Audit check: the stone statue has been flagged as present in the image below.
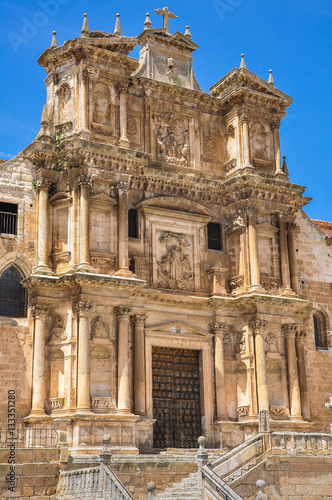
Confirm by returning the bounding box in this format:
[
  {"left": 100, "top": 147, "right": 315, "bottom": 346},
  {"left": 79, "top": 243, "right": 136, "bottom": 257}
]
[{"left": 91, "top": 316, "right": 109, "bottom": 339}]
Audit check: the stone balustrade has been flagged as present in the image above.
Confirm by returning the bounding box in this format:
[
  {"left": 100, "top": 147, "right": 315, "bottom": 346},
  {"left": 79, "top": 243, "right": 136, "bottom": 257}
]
[
  {"left": 50, "top": 397, "right": 65, "bottom": 410},
  {"left": 57, "top": 463, "right": 133, "bottom": 499},
  {"left": 91, "top": 397, "right": 114, "bottom": 410},
  {"left": 271, "top": 432, "right": 332, "bottom": 455}
]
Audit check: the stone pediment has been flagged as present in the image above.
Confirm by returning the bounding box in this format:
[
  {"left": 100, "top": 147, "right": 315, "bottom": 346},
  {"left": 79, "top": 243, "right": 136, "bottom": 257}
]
[
  {"left": 136, "top": 196, "right": 214, "bottom": 219},
  {"left": 145, "top": 321, "right": 212, "bottom": 339},
  {"left": 210, "top": 68, "right": 292, "bottom": 110},
  {"left": 257, "top": 222, "right": 279, "bottom": 233},
  {"left": 90, "top": 192, "right": 117, "bottom": 205},
  {"left": 49, "top": 192, "right": 72, "bottom": 204}
]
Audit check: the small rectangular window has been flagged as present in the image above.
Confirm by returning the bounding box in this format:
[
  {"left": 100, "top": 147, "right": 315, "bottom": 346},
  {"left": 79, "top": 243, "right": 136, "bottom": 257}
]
[
  {"left": 207, "top": 222, "right": 222, "bottom": 250},
  {"left": 0, "top": 202, "right": 18, "bottom": 235},
  {"left": 128, "top": 209, "right": 138, "bottom": 238}
]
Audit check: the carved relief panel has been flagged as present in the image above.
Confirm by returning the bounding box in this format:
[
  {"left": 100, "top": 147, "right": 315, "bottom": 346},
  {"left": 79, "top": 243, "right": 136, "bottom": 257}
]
[
  {"left": 90, "top": 81, "right": 114, "bottom": 138},
  {"left": 156, "top": 231, "right": 194, "bottom": 291},
  {"left": 58, "top": 82, "right": 72, "bottom": 124},
  {"left": 154, "top": 112, "right": 190, "bottom": 166},
  {"left": 127, "top": 97, "right": 143, "bottom": 149}
]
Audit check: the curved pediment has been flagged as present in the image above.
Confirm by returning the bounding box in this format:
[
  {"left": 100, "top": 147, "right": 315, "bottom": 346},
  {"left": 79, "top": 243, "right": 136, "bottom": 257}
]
[
  {"left": 49, "top": 192, "right": 72, "bottom": 204},
  {"left": 135, "top": 196, "right": 214, "bottom": 218}
]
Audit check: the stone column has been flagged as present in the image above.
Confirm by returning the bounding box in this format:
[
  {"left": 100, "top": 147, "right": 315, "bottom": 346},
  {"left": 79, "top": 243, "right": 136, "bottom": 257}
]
[
  {"left": 116, "top": 306, "right": 132, "bottom": 412},
  {"left": 240, "top": 113, "right": 252, "bottom": 168},
  {"left": 116, "top": 81, "right": 130, "bottom": 148},
  {"left": 78, "top": 174, "right": 92, "bottom": 272},
  {"left": 247, "top": 207, "right": 261, "bottom": 289},
  {"left": 79, "top": 70, "right": 89, "bottom": 136},
  {"left": 296, "top": 331, "right": 310, "bottom": 420},
  {"left": 75, "top": 302, "right": 92, "bottom": 413},
  {"left": 35, "top": 179, "right": 52, "bottom": 274},
  {"left": 30, "top": 305, "right": 49, "bottom": 416},
  {"left": 115, "top": 181, "right": 132, "bottom": 277},
  {"left": 282, "top": 324, "right": 302, "bottom": 419},
  {"left": 213, "top": 323, "right": 228, "bottom": 420},
  {"left": 133, "top": 314, "right": 147, "bottom": 416},
  {"left": 237, "top": 214, "right": 250, "bottom": 288},
  {"left": 278, "top": 212, "right": 293, "bottom": 295},
  {"left": 287, "top": 222, "right": 299, "bottom": 294},
  {"left": 272, "top": 120, "right": 283, "bottom": 175},
  {"left": 251, "top": 320, "right": 269, "bottom": 411}
]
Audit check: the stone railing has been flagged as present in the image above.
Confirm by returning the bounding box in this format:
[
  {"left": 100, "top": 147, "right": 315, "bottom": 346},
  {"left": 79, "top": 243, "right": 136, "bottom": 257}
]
[
  {"left": 91, "top": 397, "right": 114, "bottom": 411},
  {"left": 201, "top": 465, "right": 244, "bottom": 500},
  {"left": 271, "top": 432, "right": 332, "bottom": 455},
  {"left": 50, "top": 397, "right": 65, "bottom": 410},
  {"left": 57, "top": 463, "right": 133, "bottom": 499}
]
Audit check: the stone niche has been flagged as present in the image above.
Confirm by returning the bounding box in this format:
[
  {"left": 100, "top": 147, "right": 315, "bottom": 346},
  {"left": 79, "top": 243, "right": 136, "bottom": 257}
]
[{"left": 136, "top": 197, "right": 214, "bottom": 291}]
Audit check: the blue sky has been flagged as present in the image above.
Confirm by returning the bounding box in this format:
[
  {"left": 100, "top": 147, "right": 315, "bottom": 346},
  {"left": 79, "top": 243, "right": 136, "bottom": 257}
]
[{"left": 1, "top": 0, "right": 331, "bottom": 220}]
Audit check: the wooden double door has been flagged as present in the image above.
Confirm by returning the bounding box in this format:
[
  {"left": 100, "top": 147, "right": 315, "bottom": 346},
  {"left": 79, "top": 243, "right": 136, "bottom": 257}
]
[{"left": 152, "top": 347, "right": 202, "bottom": 448}]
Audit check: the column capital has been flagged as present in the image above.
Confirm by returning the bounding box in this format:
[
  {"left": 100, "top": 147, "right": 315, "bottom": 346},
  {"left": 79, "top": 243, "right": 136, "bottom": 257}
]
[
  {"left": 246, "top": 205, "right": 258, "bottom": 219},
  {"left": 296, "top": 330, "right": 306, "bottom": 343},
  {"left": 81, "top": 69, "right": 89, "bottom": 82},
  {"left": 271, "top": 119, "right": 281, "bottom": 130},
  {"left": 211, "top": 322, "right": 227, "bottom": 335},
  {"left": 281, "top": 323, "right": 298, "bottom": 338},
  {"left": 36, "top": 177, "right": 52, "bottom": 190},
  {"left": 114, "top": 305, "right": 132, "bottom": 318},
  {"left": 131, "top": 314, "right": 147, "bottom": 326},
  {"left": 30, "top": 304, "right": 49, "bottom": 319},
  {"left": 74, "top": 301, "right": 92, "bottom": 317},
  {"left": 250, "top": 319, "right": 266, "bottom": 336},
  {"left": 117, "top": 180, "right": 129, "bottom": 196},
  {"left": 239, "top": 112, "right": 249, "bottom": 123},
  {"left": 116, "top": 81, "right": 129, "bottom": 95},
  {"left": 278, "top": 210, "right": 289, "bottom": 222},
  {"left": 287, "top": 221, "right": 298, "bottom": 232},
  {"left": 77, "top": 173, "right": 92, "bottom": 187}
]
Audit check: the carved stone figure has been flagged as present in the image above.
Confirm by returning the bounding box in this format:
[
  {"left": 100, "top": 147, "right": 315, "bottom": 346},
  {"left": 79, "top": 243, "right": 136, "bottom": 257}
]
[
  {"left": 157, "top": 232, "right": 194, "bottom": 291},
  {"left": 91, "top": 316, "right": 109, "bottom": 339},
  {"left": 154, "top": 113, "right": 189, "bottom": 166},
  {"left": 265, "top": 332, "right": 279, "bottom": 353},
  {"left": 236, "top": 330, "right": 246, "bottom": 353},
  {"left": 223, "top": 332, "right": 233, "bottom": 356},
  {"left": 58, "top": 83, "right": 72, "bottom": 123},
  {"left": 50, "top": 316, "right": 66, "bottom": 339}
]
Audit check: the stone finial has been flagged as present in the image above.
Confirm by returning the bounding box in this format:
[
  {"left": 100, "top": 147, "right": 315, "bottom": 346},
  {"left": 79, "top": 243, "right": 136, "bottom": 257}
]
[
  {"left": 51, "top": 31, "right": 57, "bottom": 49},
  {"left": 268, "top": 69, "right": 274, "bottom": 85},
  {"left": 282, "top": 156, "right": 289, "bottom": 177},
  {"left": 240, "top": 53, "right": 247, "bottom": 69},
  {"left": 114, "top": 13, "right": 122, "bottom": 36},
  {"left": 256, "top": 479, "right": 268, "bottom": 500},
  {"left": 40, "top": 105, "right": 49, "bottom": 125},
  {"left": 144, "top": 13, "right": 152, "bottom": 30},
  {"left": 100, "top": 434, "right": 112, "bottom": 463},
  {"left": 147, "top": 482, "right": 156, "bottom": 500},
  {"left": 197, "top": 435, "right": 208, "bottom": 468},
  {"left": 81, "top": 13, "right": 89, "bottom": 38},
  {"left": 184, "top": 25, "right": 192, "bottom": 38}
]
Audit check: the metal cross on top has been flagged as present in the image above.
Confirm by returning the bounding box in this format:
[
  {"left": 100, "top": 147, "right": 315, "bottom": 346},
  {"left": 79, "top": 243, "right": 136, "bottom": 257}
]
[{"left": 154, "top": 6, "right": 177, "bottom": 33}]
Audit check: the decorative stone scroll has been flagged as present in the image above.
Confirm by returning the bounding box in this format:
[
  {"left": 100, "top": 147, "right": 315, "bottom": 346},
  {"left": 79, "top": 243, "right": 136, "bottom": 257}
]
[
  {"left": 237, "top": 405, "right": 249, "bottom": 418},
  {"left": 91, "top": 316, "right": 109, "bottom": 339},
  {"left": 269, "top": 405, "right": 289, "bottom": 418},
  {"left": 154, "top": 112, "right": 189, "bottom": 166},
  {"left": 157, "top": 232, "right": 194, "bottom": 291}
]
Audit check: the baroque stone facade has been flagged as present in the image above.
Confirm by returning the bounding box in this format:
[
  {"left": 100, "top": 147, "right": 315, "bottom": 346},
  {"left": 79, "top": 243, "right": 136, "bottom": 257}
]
[{"left": 0, "top": 7, "right": 331, "bottom": 499}]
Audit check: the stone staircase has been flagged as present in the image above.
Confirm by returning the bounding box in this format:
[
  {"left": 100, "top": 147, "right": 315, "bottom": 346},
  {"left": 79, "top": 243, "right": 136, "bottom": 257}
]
[
  {"left": 155, "top": 471, "right": 202, "bottom": 500},
  {"left": 222, "top": 451, "right": 269, "bottom": 487}
]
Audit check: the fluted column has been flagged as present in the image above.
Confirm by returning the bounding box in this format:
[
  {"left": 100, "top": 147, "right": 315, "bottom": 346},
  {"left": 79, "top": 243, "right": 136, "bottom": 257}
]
[
  {"left": 35, "top": 179, "right": 52, "bottom": 274},
  {"left": 251, "top": 320, "right": 269, "bottom": 411},
  {"left": 213, "top": 323, "right": 228, "bottom": 420},
  {"left": 116, "top": 306, "right": 132, "bottom": 412},
  {"left": 30, "top": 305, "right": 49, "bottom": 416},
  {"left": 287, "top": 222, "right": 299, "bottom": 294},
  {"left": 296, "top": 331, "right": 310, "bottom": 420},
  {"left": 278, "top": 212, "right": 293, "bottom": 295},
  {"left": 78, "top": 173, "right": 92, "bottom": 272},
  {"left": 116, "top": 81, "right": 130, "bottom": 148},
  {"left": 115, "top": 181, "right": 132, "bottom": 277},
  {"left": 247, "top": 207, "right": 261, "bottom": 289},
  {"left": 75, "top": 302, "right": 92, "bottom": 413},
  {"left": 240, "top": 113, "right": 252, "bottom": 168},
  {"left": 282, "top": 324, "right": 302, "bottom": 419},
  {"left": 272, "top": 120, "right": 283, "bottom": 175},
  {"left": 133, "top": 314, "right": 147, "bottom": 416}
]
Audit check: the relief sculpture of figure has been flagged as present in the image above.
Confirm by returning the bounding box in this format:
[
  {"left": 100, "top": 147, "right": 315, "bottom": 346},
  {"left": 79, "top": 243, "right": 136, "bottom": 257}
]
[
  {"left": 157, "top": 234, "right": 194, "bottom": 291},
  {"left": 265, "top": 332, "right": 278, "bottom": 353}
]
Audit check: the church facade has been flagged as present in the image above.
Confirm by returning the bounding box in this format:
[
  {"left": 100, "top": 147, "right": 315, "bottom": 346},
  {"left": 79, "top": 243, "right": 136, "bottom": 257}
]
[{"left": 0, "top": 7, "right": 332, "bottom": 497}]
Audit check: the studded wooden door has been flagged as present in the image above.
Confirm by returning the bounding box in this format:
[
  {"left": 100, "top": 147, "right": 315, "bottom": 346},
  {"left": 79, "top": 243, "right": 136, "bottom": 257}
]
[{"left": 152, "top": 347, "right": 202, "bottom": 448}]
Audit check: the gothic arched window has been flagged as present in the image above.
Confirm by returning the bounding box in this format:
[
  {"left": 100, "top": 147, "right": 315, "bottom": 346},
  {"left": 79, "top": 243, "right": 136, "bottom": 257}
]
[
  {"left": 313, "top": 312, "right": 328, "bottom": 349},
  {"left": 0, "top": 267, "right": 27, "bottom": 318}
]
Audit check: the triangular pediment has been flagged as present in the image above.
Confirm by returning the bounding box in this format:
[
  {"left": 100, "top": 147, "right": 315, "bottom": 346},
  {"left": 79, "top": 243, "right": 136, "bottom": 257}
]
[
  {"left": 210, "top": 68, "right": 292, "bottom": 109},
  {"left": 145, "top": 321, "right": 212, "bottom": 339},
  {"left": 90, "top": 192, "right": 117, "bottom": 205},
  {"left": 257, "top": 222, "right": 279, "bottom": 233}
]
